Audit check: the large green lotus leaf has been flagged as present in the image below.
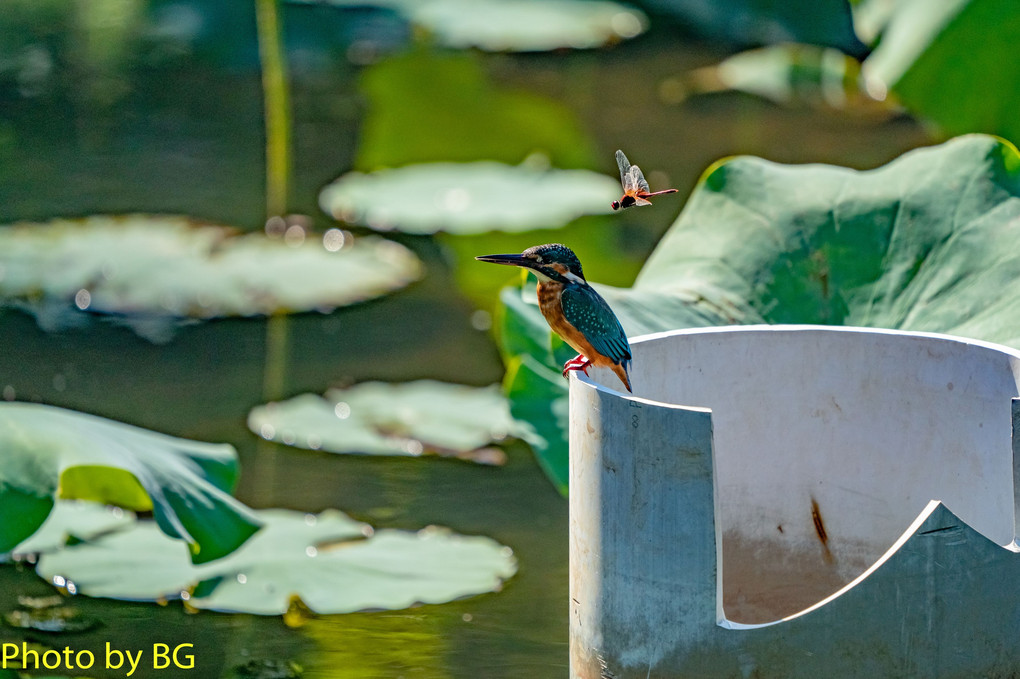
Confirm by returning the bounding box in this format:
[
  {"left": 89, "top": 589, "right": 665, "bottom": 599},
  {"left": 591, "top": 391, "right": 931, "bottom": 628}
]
[
  {"left": 0, "top": 215, "right": 422, "bottom": 342},
  {"left": 0, "top": 402, "right": 261, "bottom": 564},
  {"left": 638, "top": 135, "right": 1020, "bottom": 336},
  {"left": 36, "top": 509, "right": 518, "bottom": 615},
  {"left": 320, "top": 161, "right": 618, "bottom": 234},
  {"left": 498, "top": 134, "right": 1020, "bottom": 492},
  {"left": 860, "top": 0, "right": 1020, "bottom": 144},
  {"left": 247, "top": 380, "right": 524, "bottom": 464},
  {"left": 356, "top": 48, "right": 597, "bottom": 170},
  {"left": 289, "top": 0, "right": 645, "bottom": 52}
]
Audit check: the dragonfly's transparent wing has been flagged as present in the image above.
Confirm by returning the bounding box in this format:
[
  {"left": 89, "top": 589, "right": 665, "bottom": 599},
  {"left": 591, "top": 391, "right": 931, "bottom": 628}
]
[
  {"left": 615, "top": 150, "right": 636, "bottom": 192},
  {"left": 630, "top": 164, "right": 651, "bottom": 193}
]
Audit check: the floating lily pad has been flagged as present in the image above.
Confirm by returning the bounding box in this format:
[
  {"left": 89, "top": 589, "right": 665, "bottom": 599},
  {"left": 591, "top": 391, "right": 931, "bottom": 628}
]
[
  {"left": 320, "top": 161, "right": 618, "bottom": 234},
  {"left": 290, "top": 0, "right": 646, "bottom": 52},
  {"left": 37, "top": 508, "right": 518, "bottom": 615},
  {"left": 0, "top": 402, "right": 261, "bottom": 564},
  {"left": 0, "top": 215, "right": 422, "bottom": 341},
  {"left": 248, "top": 380, "right": 523, "bottom": 464},
  {"left": 497, "top": 135, "right": 1020, "bottom": 492}
]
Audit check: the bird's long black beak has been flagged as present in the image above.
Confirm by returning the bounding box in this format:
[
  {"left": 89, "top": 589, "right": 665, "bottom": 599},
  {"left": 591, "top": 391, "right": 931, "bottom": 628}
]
[{"left": 475, "top": 253, "right": 534, "bottom": 270}]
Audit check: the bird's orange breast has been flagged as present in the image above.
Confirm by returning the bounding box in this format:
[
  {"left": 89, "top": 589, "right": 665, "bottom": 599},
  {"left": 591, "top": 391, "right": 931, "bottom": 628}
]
[{"left": 537, "top": 281, "right": 599, "bottom": 360}]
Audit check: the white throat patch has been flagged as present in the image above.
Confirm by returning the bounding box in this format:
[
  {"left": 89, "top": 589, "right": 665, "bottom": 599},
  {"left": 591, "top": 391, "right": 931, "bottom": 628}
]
[{"left": 564, "top": 271, "right": 586, "bottom": 285}]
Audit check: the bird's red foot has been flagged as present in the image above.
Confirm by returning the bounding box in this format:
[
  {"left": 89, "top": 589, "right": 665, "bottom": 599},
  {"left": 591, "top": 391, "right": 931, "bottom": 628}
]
[{"left": 562, "top": 354, "right": 591, "bottom": 378}]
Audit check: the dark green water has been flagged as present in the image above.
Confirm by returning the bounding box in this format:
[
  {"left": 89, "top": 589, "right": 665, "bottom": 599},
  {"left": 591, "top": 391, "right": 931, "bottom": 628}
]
[{"left": 0, "top": 2, "right": 931, "bottom": 677}]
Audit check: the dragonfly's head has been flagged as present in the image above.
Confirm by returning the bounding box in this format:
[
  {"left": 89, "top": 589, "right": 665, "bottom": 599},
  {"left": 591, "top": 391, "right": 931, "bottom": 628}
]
[{"left": 612, "top": 195, "right": 636, "bottom": 210}]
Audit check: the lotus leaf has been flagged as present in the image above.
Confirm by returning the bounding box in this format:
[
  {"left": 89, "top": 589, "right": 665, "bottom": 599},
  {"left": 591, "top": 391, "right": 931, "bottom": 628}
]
[
  {"left": 37, "top": 508, "right": 518, "bottom": 615},
  {"left": 0, "top": 215, "right": 422, "bottom": 341},
  {"left": 289, "top": 0, "right": 646, "bottom": 52},
  {"left": 0, "top": 402, "right": 261, "bottom": 563},
  {"left": 248, "top": 380, "right": 524, "bottom": 464},
  {"left": 320, "top": 161, "right": 617, "bottom": 235},
  {"left": 860, "top": 0, "right": 1020, "bottom": 144},
  {"left": 497, "top": 135, "right": 1020, "bottom": 491}
]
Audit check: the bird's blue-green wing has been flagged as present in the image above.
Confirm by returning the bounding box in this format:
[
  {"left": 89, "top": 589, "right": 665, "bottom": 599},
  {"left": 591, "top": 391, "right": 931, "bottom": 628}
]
[{"left": 560, "top": 285, "right": 632, "bottom": 366}]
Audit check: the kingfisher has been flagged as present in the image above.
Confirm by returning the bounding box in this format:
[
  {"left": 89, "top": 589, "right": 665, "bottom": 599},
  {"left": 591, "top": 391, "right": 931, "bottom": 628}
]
[{"left": 477, "top": 243, "right": 632, "bottom": 393}]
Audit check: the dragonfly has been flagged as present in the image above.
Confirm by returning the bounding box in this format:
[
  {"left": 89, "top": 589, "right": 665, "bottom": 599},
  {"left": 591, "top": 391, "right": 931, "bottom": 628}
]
[{"left": 611, "top": 149, "right": 678, "bottom": 210}]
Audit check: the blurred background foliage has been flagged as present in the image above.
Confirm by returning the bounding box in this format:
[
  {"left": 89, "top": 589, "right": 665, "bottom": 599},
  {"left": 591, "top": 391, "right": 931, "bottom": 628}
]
[{"left": 0, "top": 0, "right": 1015, "bottom": 676}]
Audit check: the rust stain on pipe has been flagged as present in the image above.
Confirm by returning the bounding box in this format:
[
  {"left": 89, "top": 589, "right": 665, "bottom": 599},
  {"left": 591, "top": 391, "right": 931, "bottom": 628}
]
[{"left": 811, "top": 496, "right": 835, "bottom": 564}]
